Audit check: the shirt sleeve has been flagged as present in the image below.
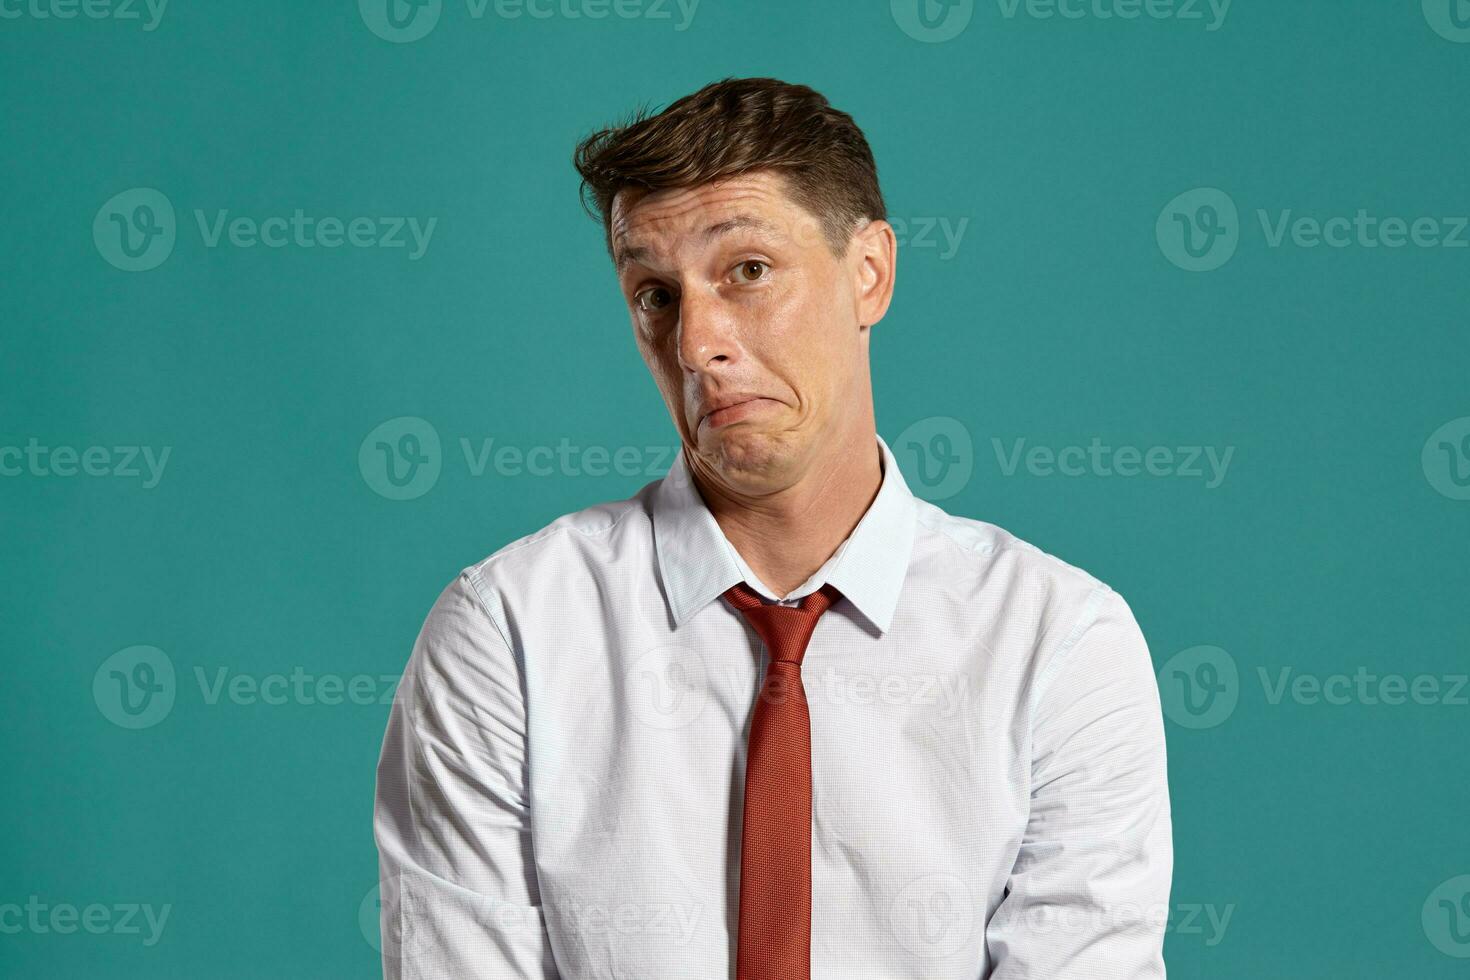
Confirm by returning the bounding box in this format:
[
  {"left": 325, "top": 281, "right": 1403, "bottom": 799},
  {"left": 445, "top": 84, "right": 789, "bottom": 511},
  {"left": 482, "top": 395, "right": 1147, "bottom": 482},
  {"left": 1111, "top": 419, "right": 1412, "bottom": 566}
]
[
  {"left": 985, "top": 586, "right": 1174, "bottom": 978},
  {"left": 373, "top": 571, "right": 561, "bottom": 979}
]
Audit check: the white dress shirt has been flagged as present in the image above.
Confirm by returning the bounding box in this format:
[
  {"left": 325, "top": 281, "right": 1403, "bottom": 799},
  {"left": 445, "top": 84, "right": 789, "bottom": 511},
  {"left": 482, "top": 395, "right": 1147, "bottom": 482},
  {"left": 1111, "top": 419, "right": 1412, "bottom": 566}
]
[{"left": 374, "top": 432, "right": 1172, "bottom": 979}]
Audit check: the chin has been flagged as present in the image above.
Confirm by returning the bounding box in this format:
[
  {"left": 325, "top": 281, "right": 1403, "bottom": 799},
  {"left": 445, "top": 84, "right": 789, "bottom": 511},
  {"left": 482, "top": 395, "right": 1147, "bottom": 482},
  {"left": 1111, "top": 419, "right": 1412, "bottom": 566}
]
[{"left": 700, "top": 425, "right": 801, "bottom": 485}]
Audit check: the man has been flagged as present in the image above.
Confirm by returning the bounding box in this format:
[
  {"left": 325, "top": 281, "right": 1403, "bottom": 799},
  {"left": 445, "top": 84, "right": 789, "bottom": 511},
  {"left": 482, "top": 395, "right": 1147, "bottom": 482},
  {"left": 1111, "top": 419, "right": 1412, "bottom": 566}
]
[{"left": 374, "top": 76, "right": 1172, "bottom": 979}]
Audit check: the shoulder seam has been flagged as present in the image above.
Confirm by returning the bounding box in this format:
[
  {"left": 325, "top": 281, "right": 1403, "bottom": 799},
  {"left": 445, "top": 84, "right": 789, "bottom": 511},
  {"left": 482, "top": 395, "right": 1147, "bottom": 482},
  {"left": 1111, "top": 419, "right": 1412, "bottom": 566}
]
[
  {"left": 915, "top": 505, "right": 997, "bottom": 557},
  {"left": 1027, "top": 583, "right": 1114, "bottom": 719},
  {"left": 918, "top": 507, "right": 1106, "bottom": 594},
  {"left": 469, "top": 496, "right": 645, "bottom": 575},
  {"left": 459, "top": 568, "right": 516, "bottom": 655}
]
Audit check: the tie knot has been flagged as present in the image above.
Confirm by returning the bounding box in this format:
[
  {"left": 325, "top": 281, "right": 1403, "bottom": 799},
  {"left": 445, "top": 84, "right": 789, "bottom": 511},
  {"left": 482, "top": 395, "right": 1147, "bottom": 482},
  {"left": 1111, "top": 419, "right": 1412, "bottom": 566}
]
[{"left": 722, "top": 582, "right": 841, "bottom": 666}]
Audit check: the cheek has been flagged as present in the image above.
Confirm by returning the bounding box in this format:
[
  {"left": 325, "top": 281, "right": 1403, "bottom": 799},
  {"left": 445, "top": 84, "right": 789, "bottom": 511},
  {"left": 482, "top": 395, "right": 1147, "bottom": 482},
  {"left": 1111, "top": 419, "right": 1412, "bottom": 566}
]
[
  {"left": 757, "top": 276, "right": 843, "bottom": 363},
  {"left": 660, "top": 353, "right": 696, "bottom": 421},
  {"left": 635, "top": 335, "right": 677, "bottom": 396}
]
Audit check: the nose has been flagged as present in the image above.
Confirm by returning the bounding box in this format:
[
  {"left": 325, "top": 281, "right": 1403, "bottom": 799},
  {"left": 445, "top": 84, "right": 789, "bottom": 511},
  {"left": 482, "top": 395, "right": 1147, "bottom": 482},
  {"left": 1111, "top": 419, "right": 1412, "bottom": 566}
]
[{"left": 676, "top": 287, "right": 740, "bottom": 375}]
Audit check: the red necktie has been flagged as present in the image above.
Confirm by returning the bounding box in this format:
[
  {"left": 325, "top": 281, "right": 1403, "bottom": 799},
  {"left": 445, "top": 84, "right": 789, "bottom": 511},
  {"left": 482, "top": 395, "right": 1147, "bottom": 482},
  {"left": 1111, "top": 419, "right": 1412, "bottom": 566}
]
[{"left": 722, "top": 580, "right": 842, "bottom": 980}]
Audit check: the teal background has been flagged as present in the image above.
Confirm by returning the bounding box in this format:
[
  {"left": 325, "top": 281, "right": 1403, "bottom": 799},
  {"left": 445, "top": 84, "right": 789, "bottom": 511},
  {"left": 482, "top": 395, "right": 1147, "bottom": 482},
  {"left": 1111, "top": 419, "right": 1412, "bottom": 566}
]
[{"left": 3, "top": 0, "right": 1468, "bottom": 975}]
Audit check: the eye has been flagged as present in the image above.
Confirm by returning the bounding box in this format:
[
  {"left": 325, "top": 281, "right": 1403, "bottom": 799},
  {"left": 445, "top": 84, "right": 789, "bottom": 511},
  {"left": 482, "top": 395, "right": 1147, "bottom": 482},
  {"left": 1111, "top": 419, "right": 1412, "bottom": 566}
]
[
  {"left": 635, "top": 285, "right": 675, "bottom": 313},
  {"left": 733, "top": 260, "right": 768, "bottom": 283}
]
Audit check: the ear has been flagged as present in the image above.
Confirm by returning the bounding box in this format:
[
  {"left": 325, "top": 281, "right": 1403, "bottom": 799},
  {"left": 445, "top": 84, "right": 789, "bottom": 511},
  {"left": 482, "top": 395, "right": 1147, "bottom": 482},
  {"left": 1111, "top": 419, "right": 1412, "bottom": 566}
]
[{"left": 848, "top": 218, "right": 897, "bottom": 331}]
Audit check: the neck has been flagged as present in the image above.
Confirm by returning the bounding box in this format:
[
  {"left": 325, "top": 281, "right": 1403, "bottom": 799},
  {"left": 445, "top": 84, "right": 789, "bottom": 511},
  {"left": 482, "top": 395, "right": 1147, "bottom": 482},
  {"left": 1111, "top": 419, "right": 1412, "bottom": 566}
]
[{"left": 692, "top": 427, "right": 883, "bottom": 598}]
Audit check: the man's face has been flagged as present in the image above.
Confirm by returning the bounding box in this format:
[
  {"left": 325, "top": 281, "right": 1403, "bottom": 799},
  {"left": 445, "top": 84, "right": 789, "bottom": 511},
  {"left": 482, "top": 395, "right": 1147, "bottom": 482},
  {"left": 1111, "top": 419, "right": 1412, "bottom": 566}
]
[{"left": 610, "top": 170, "right": 893, "bottom": 494}]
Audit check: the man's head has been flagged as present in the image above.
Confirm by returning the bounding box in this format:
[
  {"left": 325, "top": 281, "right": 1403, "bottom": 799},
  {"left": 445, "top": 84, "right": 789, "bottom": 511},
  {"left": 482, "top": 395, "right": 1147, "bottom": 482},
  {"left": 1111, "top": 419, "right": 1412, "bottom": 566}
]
[{"left": 573, "top": 77, "right": 896, "bottom": 498}]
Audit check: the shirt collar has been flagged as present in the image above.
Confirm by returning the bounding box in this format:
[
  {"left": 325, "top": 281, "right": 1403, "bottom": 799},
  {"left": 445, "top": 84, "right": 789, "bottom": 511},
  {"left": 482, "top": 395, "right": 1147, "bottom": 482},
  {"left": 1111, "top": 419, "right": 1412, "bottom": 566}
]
[{"left": 652, "top": 433, "right": 916, "bottom": 634}]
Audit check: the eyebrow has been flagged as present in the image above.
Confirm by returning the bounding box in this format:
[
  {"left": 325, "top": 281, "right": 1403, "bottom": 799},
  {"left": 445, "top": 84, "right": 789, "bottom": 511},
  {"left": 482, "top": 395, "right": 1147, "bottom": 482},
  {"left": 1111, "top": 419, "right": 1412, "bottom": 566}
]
[{"left": 614, "top": 214, "right": 778, "bottom": 272}]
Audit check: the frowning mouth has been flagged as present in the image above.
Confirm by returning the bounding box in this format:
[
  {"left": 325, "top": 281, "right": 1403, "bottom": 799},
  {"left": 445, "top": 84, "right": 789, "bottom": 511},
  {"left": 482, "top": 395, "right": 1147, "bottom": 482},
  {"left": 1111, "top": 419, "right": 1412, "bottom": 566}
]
[{"left": 700, "top": 397, "right": 776, "bottom": 430}]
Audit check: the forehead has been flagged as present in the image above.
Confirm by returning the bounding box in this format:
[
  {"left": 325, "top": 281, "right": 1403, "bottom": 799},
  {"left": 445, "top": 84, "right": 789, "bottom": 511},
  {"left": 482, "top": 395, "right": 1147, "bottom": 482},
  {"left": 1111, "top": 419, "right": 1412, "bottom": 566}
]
[{"left": 611, "top": 172, "right": 820, "bottom": 270}]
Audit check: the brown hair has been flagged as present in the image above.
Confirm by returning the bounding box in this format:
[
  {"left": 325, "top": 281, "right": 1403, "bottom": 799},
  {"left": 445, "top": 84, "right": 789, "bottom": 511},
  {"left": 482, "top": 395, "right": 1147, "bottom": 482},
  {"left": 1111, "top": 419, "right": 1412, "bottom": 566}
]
[{"left": 573, "top": 76, "right": 886, "bottom": 259}]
